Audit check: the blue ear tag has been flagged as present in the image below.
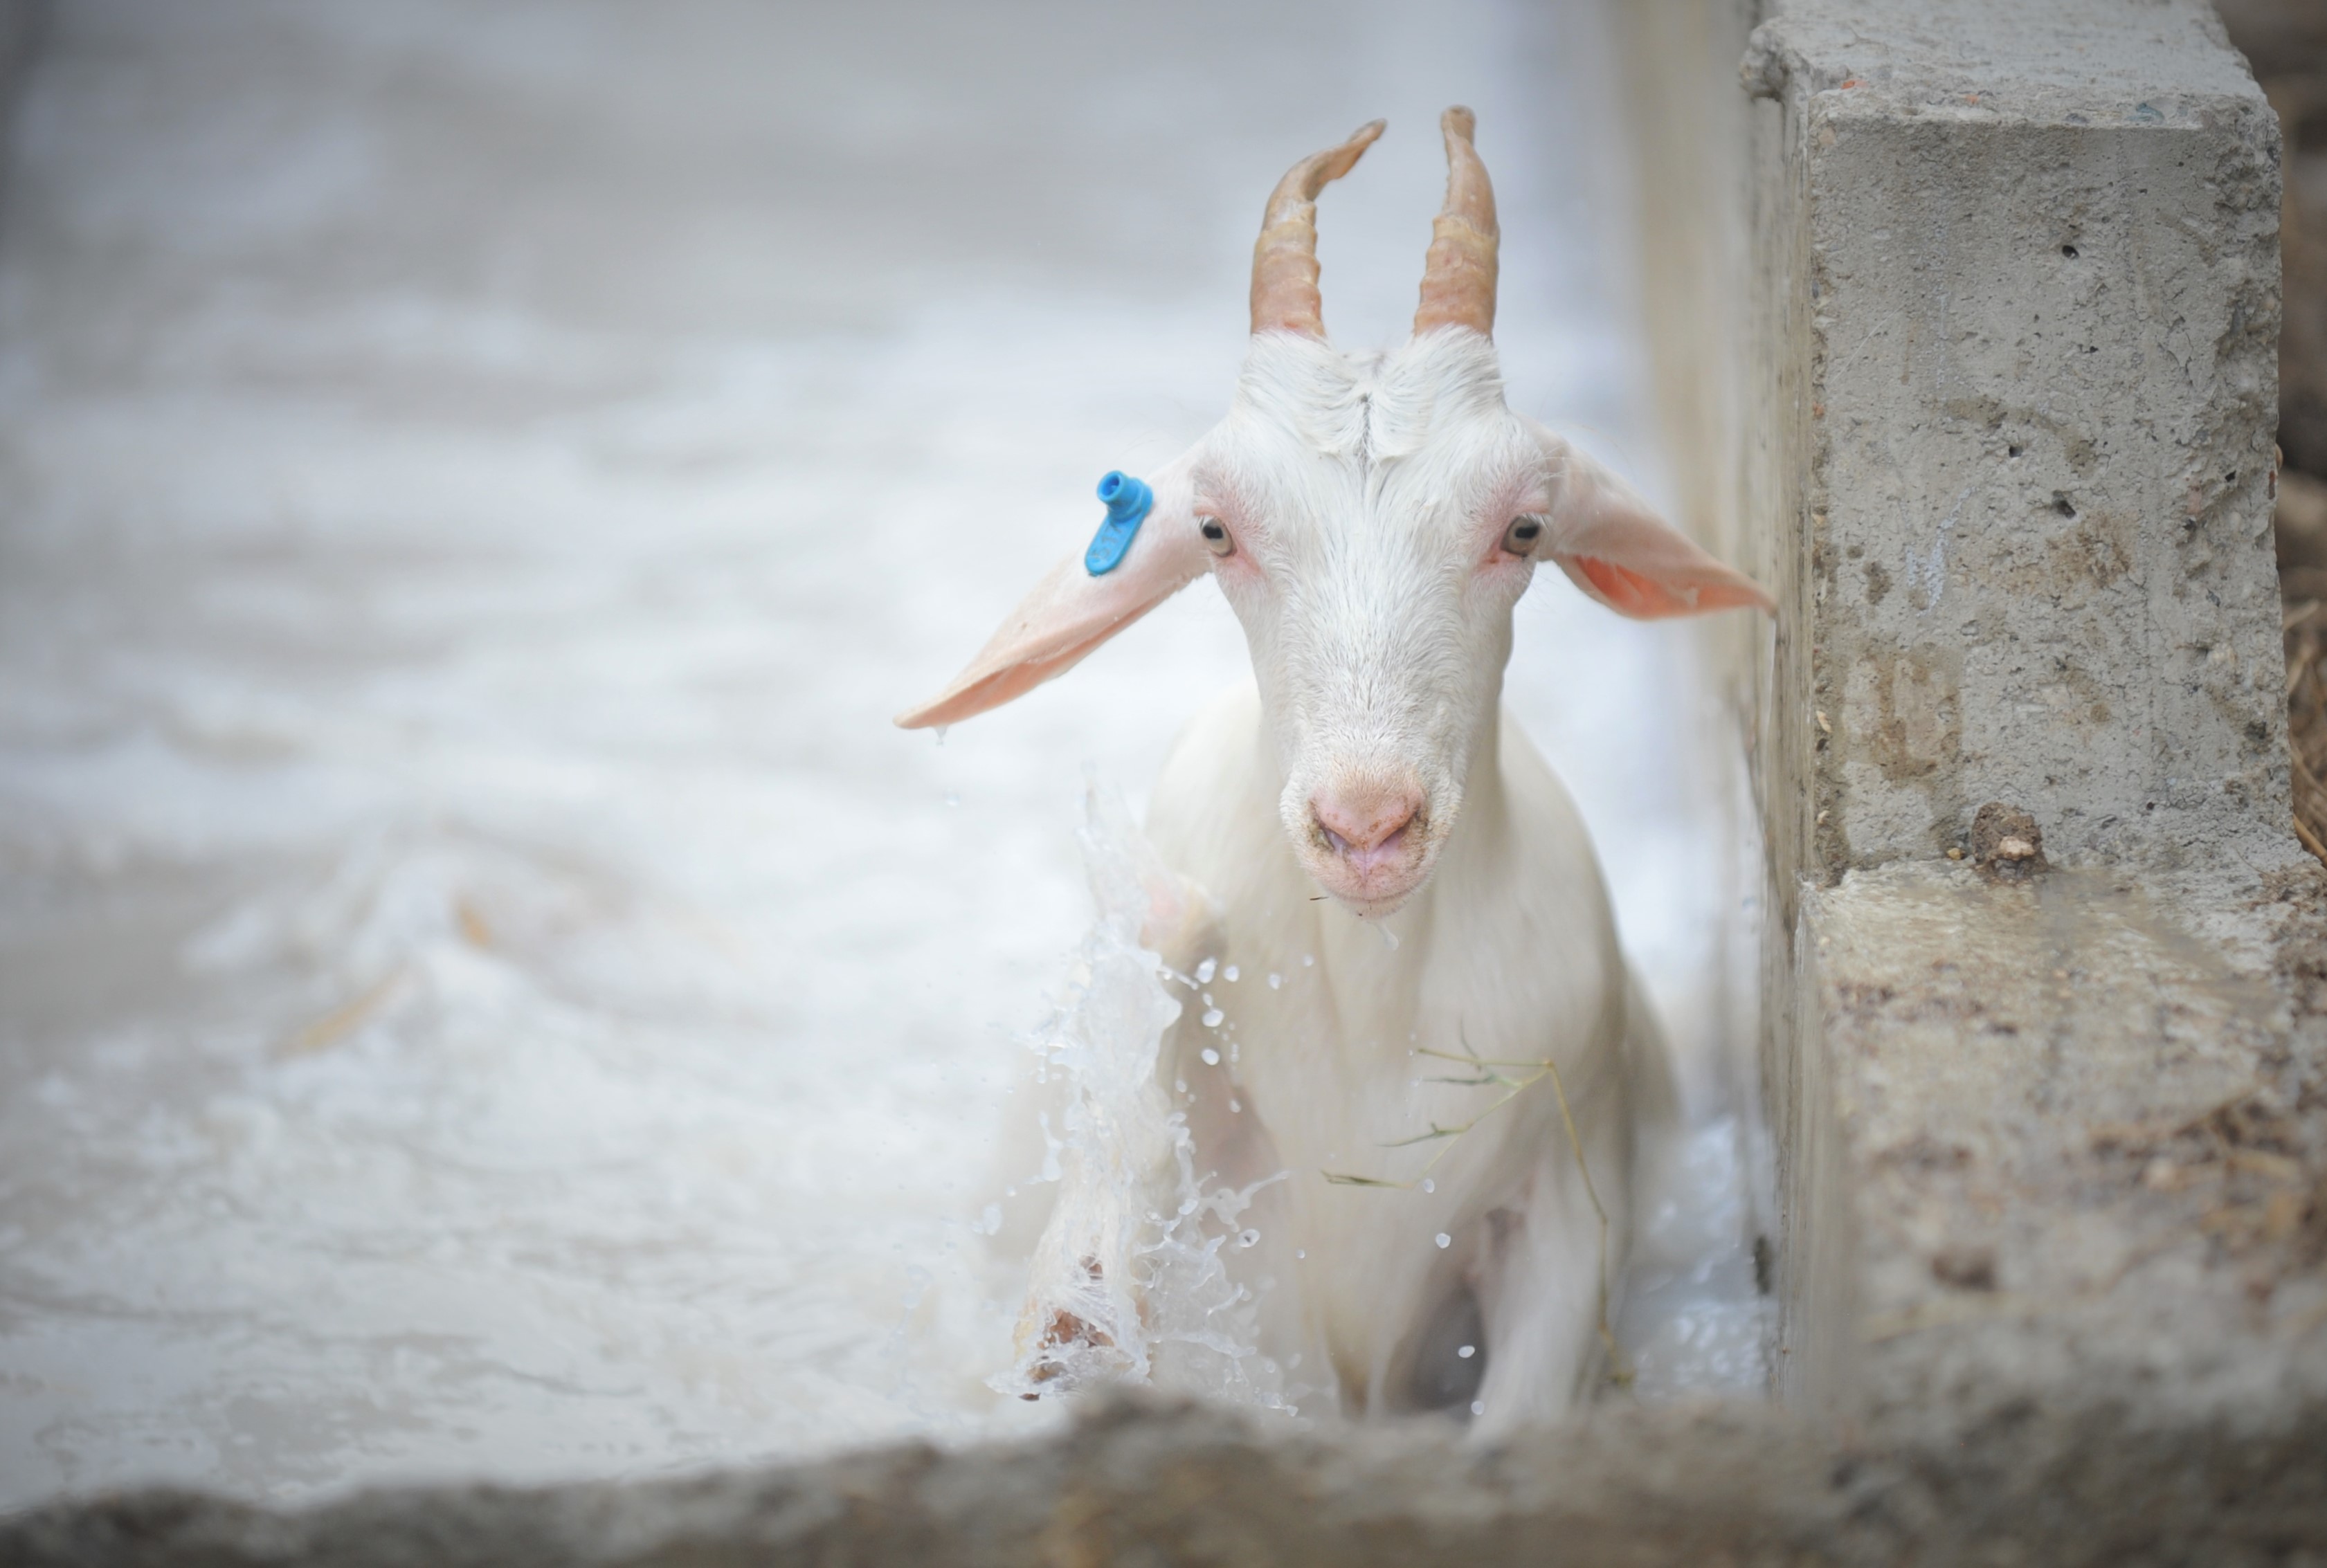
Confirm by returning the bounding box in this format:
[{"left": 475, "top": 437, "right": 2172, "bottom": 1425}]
[{"left": 1084, "top": 471, "right": 1154, "bottom": 575}]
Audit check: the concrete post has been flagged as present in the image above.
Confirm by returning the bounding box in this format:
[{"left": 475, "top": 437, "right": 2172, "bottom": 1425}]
[
  {"left": 1741, "top": 0, "right": 2292, "bottom": 888},
  {"left": 1728, "top": 0, "right": 2326, "bottom": 1419}
]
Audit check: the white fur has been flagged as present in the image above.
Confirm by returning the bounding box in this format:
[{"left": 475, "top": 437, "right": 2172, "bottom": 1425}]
[
  {"left": 920, "top": 322, "right": 1762, "bottom": 1427},
  {"left": 1143, "top": 329, "right": 1670, "bottom": 1425},
  {"left": 1142, "top": 679, "right": 1672, "bottom": 1428}
]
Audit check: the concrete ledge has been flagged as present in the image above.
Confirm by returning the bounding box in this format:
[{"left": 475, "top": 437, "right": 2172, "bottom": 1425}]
[
  {"left": 5, "top": 1387, "right": 2327, "bottom": 1567},
  {"left": 1782, "top": 860, "right": 2327, "bottom": 1416}
]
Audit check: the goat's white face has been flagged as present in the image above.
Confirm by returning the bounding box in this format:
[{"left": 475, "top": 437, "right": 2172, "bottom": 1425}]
[
  {"left": 898, "top": 112, "right": 1770, "bottom": 914},
  {"left": 1195, "top": 330, "right": 1541, "bottom": 912}
]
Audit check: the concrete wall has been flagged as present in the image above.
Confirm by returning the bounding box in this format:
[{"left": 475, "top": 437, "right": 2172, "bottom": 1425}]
[
  {"left": 1715, "top": 0, "right": 2326, "bottom": 1431},
  {"left": 1630, "top": 0, "right": 2327, "bottom": 1412},
  {"left": 1744, "top": 0, "right": 2292, "bottom": 886}
]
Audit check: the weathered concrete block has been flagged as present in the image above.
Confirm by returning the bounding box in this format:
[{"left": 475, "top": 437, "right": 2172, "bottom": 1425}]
[
  {"left": 1718, "top": 2, "right": 2327, "bottom": 1466},
  {"left": 1743, "top": 0, "right": 2294, "bottom": 882},
  {"left": 1780, "top": 860, "right": 2327, "bottom": 1421},
  {"left": 6, "top": 1387, "right": 2327, "bottom": 1567}
]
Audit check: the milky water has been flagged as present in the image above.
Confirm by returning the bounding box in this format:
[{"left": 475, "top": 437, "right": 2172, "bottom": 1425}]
[
  {"left": 985, "top": 778, "right": 1301, "bottom": 1413},
  {"left": 0, "top": 0, "right": 1764, "bottom": 1508}
]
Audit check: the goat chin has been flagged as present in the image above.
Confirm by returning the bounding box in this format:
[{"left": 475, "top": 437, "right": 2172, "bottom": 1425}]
[
  {"left": 1305, "top": 870, "right": 1425, "bottom": 920},
  {"left": 1089, "top": 679, "right": 1675, "bottom": 1429}
]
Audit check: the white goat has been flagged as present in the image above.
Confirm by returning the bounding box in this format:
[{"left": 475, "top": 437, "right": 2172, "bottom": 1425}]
[{"left": 900, "top": 111, "right": 1770, "bottom": 1430}]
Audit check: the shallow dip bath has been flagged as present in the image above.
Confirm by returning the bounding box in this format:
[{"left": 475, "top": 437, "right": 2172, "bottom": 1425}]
[{"left": 0, "top": 0, "right": 1771, "bottom": 1510}]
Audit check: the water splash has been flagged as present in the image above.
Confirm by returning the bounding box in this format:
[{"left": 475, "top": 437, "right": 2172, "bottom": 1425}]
[{"left": 990, "top": 776, "right": 1291, "bottom": 1414}]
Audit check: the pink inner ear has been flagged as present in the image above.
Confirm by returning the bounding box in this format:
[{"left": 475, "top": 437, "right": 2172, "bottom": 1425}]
[
  {"left": 1563, "top": 556, "right": 1773, "bottom": 620},
  {"left": 896, "top": 596, "right": 1172, "bottom": 730},
  {"left": 1525, "top": 416, "right": 1773, "bottom": 623}
]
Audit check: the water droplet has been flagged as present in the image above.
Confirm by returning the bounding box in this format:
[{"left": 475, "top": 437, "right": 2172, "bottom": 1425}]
[
  {"left": 1296, "top": 1250, "right": 1306, "bottom": 1260},
  {"left": 1458, "top": 1344, "right": 1476, "bottom": 1359},
  {"left": 1201, "top": 992, "right": 1213, "bottom": 1007},
  {"left": 933, "top": 726, "right": 948, "bottom": 746},
  {"left": 1202, "top": 1011, "right": 1224, "bottom": 1030},
  {"left": 1174, "top": 1079, "right": 1188, "bottom": 1093},
  {"left": 1422, "top": 1178, "right": 1435, "bottom": 1194},
  {"left": 943, "top": 793, "right": 960, "bottom": 808},
  {"left": 1195, "top": 956, "right": 1218, "bottom": 984},
  {"left": 1238, "top": 1228, "right": 1260, "bottom": 1248},
  {"left": 1201, "top": 1047, "right": 1221, "bottom": 1065},
  {"left": 1228, "top": 1098, "right": 1240, "bottom": 1112},
  {"left": 1470, "top": 1400, "right": 1485, "bottom": 1416},
  {"left": 1435, "top": 1232, "right": 1451, "bottom": 1249},
  {"left": 1302, "top": 954, "right": 1315, "bottom": 967},
  {"left": 1267, "top": 972, "right": 1283, "bottom": 989},
  {"left": 1223, "top": 965, "right": 1240, "bottom": 982},
  {"left": 1382, "top": 927, "right": 1400, "bottom": 950}
]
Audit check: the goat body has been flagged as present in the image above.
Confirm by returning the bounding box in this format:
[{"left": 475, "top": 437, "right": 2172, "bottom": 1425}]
[
  {"left": 900, "top": 113, "right": 1768, "bottom": 1428},
  {"left": 1141, "top": 679, "right": 1674, "bottom": 1428}
]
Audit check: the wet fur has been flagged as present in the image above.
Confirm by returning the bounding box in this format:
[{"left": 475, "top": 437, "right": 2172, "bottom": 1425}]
[
  {"left": 959, "top": 323, "right": 1750, "bottom": 1428},
  {"left": 1141, "top": 681, "right": 1676, "bottom": 1429}
]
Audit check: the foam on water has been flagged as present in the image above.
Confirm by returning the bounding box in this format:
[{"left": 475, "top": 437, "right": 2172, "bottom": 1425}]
[
  {"left": 0, "top": 0, "right": 1768, "bottom": 1510},
  {"left": 991, "top": 779, "right": 1292, "bottom": 1414}
]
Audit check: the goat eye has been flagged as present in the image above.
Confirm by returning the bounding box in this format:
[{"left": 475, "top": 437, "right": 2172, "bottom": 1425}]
[
  {"left": 1502, "top": 515, "right": 1545, "bottom": 556},
  {"left": 1199, "top": 516, "right": 1235, "bottom": 558}
]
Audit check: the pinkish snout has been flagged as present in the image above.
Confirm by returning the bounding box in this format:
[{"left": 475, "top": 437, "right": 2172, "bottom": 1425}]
[{"left": 1307, "top": 779, "right": 1429, "bottom": 909}]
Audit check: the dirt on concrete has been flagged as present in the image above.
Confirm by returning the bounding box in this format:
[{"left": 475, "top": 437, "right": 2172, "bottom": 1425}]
[{"left": 1968, "top": 801, "right": 2046, "bottom": 881}]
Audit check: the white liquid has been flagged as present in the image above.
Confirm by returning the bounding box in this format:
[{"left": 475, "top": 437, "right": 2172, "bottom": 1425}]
[{"left": 0, "top": 0, "right": 1765, "bottom": 1511}]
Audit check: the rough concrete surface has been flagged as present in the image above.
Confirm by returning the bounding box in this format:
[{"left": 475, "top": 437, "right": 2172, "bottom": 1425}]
[
  {"left": 4, "top": 1385, "right": 2327, "bottom": 1567},
  {"left": 1744, "top": 0, "right": 2296, "bottom": 884},
  {"left": 1783, "top": 861, "right": 2327, "bottom": 1407},
  {"left": 1725, "top": 0, "right": 2327, "bottom": 1540}
]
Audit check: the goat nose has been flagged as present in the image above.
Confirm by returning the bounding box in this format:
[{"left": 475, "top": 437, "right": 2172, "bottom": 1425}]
[{"left": 1312, "top": 787, "right": 1422, "bottom": 859}]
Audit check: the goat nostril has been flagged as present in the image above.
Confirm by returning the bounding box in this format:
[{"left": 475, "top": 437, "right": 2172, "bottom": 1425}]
[{"left": 1312, "top": 795, "right": 1422, "bottom": 862}]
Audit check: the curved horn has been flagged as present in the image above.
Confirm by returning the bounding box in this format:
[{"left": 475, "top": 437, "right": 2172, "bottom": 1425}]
[
  {"left": 1413, "top": 106, "right": 1498, "bottom": 338},
  {"left": 1249, "top": 120, "right": 1385, "bottom": 338}
]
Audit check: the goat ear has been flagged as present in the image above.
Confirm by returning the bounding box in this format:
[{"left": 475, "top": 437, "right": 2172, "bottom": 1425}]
[
  {"left": 895, "top": 463, "right": 1210, "bottom": 729},
  {"left": 1527, "top": 421, "right": 1774, "bottom": 619}
]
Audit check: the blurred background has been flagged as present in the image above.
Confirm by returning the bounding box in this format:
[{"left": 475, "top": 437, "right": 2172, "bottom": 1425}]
[
  {"left": 0, "top": 0, "right": 1767, "bottom": 1506},
  {"left": 2222, "top": 1, "right": 2327, "bottom": 864}
]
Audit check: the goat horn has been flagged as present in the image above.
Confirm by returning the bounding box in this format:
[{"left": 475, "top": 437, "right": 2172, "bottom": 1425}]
[
  {"left": 1250, "top": 119, "right": 1385, "bottom": 338},
  {"left": 1413, "top": 106, "right": 1498, "bottom": 338}
]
